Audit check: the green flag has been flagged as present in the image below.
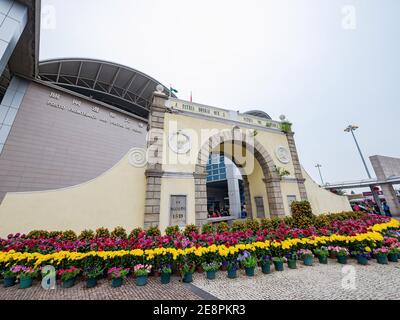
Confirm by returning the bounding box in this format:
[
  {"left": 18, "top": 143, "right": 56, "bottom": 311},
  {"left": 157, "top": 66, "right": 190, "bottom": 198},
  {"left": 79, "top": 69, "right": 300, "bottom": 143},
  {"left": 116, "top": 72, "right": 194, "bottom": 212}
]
[{"left": 170, "top": 87, "right": 178, "bottom": 94}]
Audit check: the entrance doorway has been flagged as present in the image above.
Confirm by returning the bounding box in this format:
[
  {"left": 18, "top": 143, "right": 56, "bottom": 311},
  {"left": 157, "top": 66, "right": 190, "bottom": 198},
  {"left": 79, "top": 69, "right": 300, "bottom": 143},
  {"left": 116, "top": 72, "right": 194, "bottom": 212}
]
[{"left": 206, "top": 153, "right": 246, "bottom": 220}]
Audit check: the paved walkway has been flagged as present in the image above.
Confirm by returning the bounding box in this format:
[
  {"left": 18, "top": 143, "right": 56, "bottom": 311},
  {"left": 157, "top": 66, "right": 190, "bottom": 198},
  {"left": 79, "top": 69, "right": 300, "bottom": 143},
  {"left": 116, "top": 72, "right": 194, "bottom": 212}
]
[
  {"left": 192, "top": 259, "right": 400, "bottom": 300},
  {"left": 1, "top": 259, "right": 399, "bottom": 300},
  {"left": 0, "top": 276, "right": 214, "bottom": 300}
]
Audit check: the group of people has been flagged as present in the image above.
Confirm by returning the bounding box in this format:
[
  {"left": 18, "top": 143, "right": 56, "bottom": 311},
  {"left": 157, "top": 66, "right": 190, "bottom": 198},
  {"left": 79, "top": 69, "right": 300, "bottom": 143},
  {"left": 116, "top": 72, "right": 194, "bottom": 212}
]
[
  {"left": 352, "top": 200, "right": 392, "bottom": 217},
  {"left": 208, "top": 207, "right": 231, "bottom": 219}
]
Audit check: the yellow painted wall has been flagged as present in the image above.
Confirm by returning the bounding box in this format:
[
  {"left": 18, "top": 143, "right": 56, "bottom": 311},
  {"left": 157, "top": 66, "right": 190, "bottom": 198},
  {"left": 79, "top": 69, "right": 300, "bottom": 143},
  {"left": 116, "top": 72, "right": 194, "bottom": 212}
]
[
  {"left": 280, "top": 181, "right": 302, "bottom": 216},
  {"left": 0, "top": 153, "right": 146, "bottom": 237},
  {"left": 302, "top": 167, "right": 352, "bottom": 214},
  {"left": 247, "top": 160, "right": 270, "bottom": 219},
  {"left": 162, "top": 113, "right": 296, "bottom": 179},
  {"left": 159, "top": 177, "right": 196, "bottom": 233}
]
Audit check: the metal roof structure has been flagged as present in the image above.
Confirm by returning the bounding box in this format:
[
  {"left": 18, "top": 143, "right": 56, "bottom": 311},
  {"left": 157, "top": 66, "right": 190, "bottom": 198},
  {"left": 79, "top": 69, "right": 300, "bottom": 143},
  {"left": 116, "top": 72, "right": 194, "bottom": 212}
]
[
  {"left": 323, "top": 176, "right": 400, "bottom": 189},
  {"left": 244, "top": 110, "right": 272, "bottom": 120},
  {"left": 38, "top": 58, "right": 176, "bottom": 118}
]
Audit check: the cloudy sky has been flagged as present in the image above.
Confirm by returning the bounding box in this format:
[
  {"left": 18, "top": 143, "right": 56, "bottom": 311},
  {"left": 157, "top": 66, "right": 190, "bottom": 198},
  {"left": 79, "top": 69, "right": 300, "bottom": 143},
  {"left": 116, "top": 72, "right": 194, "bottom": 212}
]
[{"left": 40, "top": 0, "right": 400, "bottom": 186}]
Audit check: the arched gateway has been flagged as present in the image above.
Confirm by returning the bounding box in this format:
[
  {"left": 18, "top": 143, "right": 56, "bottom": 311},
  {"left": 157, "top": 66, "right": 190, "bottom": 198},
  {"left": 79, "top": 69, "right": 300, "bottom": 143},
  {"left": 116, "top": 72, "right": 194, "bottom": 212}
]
[
  {"left": 0, "top": 87, "right": 351, "bottom": 236},
  {"left": 193, "top": 130, "right": 286, "bottom": 226}
]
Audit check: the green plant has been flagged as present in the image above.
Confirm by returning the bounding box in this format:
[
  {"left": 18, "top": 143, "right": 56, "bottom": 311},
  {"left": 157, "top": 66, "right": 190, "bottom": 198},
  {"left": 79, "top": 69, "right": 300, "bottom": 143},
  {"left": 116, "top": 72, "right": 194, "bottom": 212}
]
[
  {"left": 180, "top": 263, "right": 195, "bottom": 275},
  {"left": 58, "top": 267, "right": 80, "bottom": 282},
  {"left": 281, "top": 121, "right": 292, "bottom": 133},
  {"left": 165, "top": 226, "right": 181, "bottom": 236},
  {"left": 238, "top": 252, "right": 258, "bottom": 269},
  {"left": 184, "top": 224, "right": 199, "bottom": 237},
  {"left": 202, "top": 261, "right": 220, "bottom": 272},
  {"left": 111, "top": 226, "right": 127, "bottom": 239},
  {"left": 216, "top": 222, "right": 230, "bottom": 233},
  {"left": 95, "top": 227, "right": 110, "bottom": 238},
  {"left": 274, "top": 166, "right": 290, "bottom": 179},
  {"left": 48, "top": 231, "right": 63, "bottom": 238},
  {"left": 202, "top": 223, "right": 215, "bottom": 234},
  {"left": 133, "top": 264, "right": 152, "bottom": 277},
  {"left": 26, "top": 230, "right": 49, "bottom": 239},
  {"left": 245, "top": 219, "right": 260, "bottom": 232},
  {"left": 160, "top": 265, "right": 172, "bottom": 274},
  {"left": 147, "top": 226, "right": 161, "bottom": 237},
  {"left": 291, "top": 201, "right": 315, "bottom": 228},
  {"left": 314, "top": 247, "right": 329, "bottom": 258},
  {"left": 129, "top": 228, "right": 144, "bottom": 239},
  {"left": 83, "top": 263, "right": 104, "bottom": 279},
  {"left": 60, "top": 230, "right": 77, "bottom": 241},
  {"left": 79, "top": 229, "right": 95, "bottom": 241},
  {"left": 231, "top": 221, "right": 247, "bottom": 232},
  {"left": 283, "top": 217, "right": 295, "bottom": 228}
]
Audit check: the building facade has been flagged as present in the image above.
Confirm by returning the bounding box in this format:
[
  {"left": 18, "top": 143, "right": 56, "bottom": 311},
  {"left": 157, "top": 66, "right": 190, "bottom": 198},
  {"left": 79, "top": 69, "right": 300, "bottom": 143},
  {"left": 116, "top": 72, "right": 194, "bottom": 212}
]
[{"left": 0, "top": 0, "right": 351, "bottom": 236}]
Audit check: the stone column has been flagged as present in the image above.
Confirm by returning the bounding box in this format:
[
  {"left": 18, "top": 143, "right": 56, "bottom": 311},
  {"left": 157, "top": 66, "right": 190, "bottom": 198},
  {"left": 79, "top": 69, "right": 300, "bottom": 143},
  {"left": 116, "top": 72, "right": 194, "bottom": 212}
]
[
  {"left": 194, "top": 171, "right": 208, "bottom": 227},
  {"left": 226, "top": 162, "right": 241, "bottom": 218},
  {"left": 380, "top": 184, "right": 400, "bottom": 216},
  {"left": 286, "top": 132, "right": 308, "bottom": 201},
  {"left": 144, "top": 91, "right": 168, "bottom": 229},
  {"left": 264, "top": 177, "right": 286, "bottom": 217}
]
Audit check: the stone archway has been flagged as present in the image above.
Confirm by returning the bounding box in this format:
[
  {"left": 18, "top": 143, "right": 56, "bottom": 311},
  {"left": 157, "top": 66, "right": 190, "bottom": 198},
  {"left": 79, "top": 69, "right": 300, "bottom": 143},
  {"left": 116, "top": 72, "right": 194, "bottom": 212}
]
[{"left": 194, "top": 130, "right": 285, "bottom": 226}]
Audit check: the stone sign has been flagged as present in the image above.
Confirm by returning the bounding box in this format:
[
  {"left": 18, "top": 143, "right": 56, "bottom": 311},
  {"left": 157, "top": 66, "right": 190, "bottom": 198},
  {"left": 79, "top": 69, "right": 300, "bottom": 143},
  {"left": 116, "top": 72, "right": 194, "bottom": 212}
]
[{"left": 170, "top": 195, "right": 187, "bottom": 227}]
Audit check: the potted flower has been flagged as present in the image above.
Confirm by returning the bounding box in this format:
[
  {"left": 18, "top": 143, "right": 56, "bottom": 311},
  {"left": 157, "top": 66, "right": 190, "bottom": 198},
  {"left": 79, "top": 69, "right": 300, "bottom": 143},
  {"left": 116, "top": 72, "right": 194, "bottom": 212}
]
[
  {"left": 259, "top": 255, "right": 272, "bottom": 274},
  {"left": 83, "top": 264, "right": 104, "bottom": 289},
  {"left": 329, "top": 246, "right": 349, "bottom": 264},
  {"left": 2, "top": 267, "right": 18, "bottom": 288},
  {"left": 238, "top": 251, "right": 257, "bottom": 277},
  {"left": 133, "top": 264, "right": 152, "bottom": 286},
  {"left": 180, "top": 263, "right": 195, "bottom": 283},
  {"left": 314, "top": 247, "right": 329, "bottom": 264},
  {"left": 226, "top": 261, "right": 239, "bottom": 279},
  {"left": 108, "top": 267, "right": 129, "bottom": 288},
  {"left": 272, "top": 257, "right": 286, "bottom": 272},
  {"left": 58, "top": 267, "right": 80, "bottom": 288},
  {"left": 374, "top": 248, "right": 389, "bottom": 265},
  {"left": 18, "top": 266, "right": 38, "bottom": 289},
  {"left": 388, "top": 247, "right": 399, "bottom": 262},
  {"left": 298, "top": 249, "right": 314, "bottom": 266},
  {"left": 202, "top": 262, "right": 220, "bottom": 280},
  {"left": 351, "top": 250, "right": 370, "bottom": 266},
  {"left": 160, "top": 265, "right": 172, "bottom": 284},
  {"left": 285, "top": 252, "right": 298, "bottom": 269}
]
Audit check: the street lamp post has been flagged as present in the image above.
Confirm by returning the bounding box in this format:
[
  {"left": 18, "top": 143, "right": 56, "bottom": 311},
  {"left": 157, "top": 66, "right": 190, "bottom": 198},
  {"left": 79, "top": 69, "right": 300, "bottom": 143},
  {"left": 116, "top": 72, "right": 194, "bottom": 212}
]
[
  {"left": 344, "top": 125, "right": 372, "bottom": 179},
  {"left": 344, "top": 125, "right": 382, "bottom": 212},
  {"left": 315, "top": 164, "right": 324, "bottom": 186}
]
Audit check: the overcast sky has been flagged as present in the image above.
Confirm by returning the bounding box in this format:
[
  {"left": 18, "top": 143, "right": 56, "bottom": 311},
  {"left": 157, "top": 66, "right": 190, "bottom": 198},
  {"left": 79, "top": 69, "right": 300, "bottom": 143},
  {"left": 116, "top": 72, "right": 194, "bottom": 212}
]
[{"left": 40, "top": 0, "right": 400, "bottom": 186}]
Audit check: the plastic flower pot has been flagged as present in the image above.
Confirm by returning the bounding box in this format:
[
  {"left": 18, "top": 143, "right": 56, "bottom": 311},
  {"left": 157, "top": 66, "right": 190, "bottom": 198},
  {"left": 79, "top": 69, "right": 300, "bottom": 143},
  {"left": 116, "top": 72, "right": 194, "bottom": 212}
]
[
  {"left": 376, "top": 255, "right": 388, "bottom": 265},
  {"left": 261, "top": 262, "right": 271, "bottom": 274},
  {"left": 303, "top": 256, "right": 313, "bottom": 266},
  {"left": 356, "top": 256, "right": 368, "bottom": 266},
  {"left": 112, "top": 277, "right": 123, "bottom": 288},
  {"left": 227, "top": 268, "right": 237, "bottom": 279},
  {"left": 61, "top": 277, "right": 76, "bottom": 289},
  {"left": 19, "top": 277, "right": 33, "bottom": 289},
  {"left": 318, "top": 256, "right": 328, "bottom": 264},
  {"left": 206, "top": 270, "right": 216, "bottom": 280},
  {"left": 245, "top": 267, "right": 255, "bottom": 277},
  {"left": 135, "top": 275, "right": 148, "bottom": 286},
  {"left": 183, "top": 272, "right": 193, "bottom": 283},
  {"left": 337, "top": 256, "right": 348, "bottom": 264},
  {"left": 388, "top": 253, "right": 398, "bottom": 262},
  {"left": 160, "top": 273, "right": 171, "bottom": 284},
  {"left": 273, "top": 261, "right": 284, "bottom": 272},
  {"left": 3, "top": 277, "right": 16, "bottom": 288},
  {"left": 86, "top": 278, "right": 97, "bottom": 289},
  {"left": 287, "top": 259, "right": 297, "bottom": 269}
]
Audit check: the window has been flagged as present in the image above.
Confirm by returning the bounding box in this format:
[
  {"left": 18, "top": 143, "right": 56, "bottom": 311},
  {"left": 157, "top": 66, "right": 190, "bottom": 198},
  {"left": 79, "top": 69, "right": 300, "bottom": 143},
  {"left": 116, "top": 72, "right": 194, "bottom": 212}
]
[
  {"left": 287, "top": 195, "right": 297, "bottom": 210},
  {"left": 255, "top": 197, "right": 265, "bottom": 219}
]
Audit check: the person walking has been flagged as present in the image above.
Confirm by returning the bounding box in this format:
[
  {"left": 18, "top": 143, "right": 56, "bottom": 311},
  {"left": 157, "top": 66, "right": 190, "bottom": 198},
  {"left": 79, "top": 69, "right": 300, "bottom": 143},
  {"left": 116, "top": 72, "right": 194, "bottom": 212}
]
[{"left": 382, "top": 202, "right": 392, "bottom": 217}]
